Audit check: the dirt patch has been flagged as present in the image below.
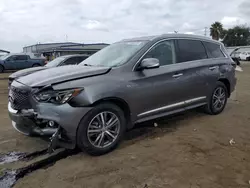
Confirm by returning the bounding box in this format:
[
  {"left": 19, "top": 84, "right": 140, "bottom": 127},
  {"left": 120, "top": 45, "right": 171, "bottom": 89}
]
[{"left": 0, "top": 64, "right": 250, "bottom": 188}]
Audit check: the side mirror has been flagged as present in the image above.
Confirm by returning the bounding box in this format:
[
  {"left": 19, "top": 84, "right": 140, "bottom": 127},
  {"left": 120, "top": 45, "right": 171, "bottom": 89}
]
[{"left": 138, "top": 58, "right": 160, "bottom": 70}]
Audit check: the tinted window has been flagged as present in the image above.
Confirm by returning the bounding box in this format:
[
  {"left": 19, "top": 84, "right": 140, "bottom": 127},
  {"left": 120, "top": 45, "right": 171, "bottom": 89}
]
[
  {"left": 176, "top": 39, "right": 207, "bottom": 63},
  {"left": 144, "top": 40, "right": 175, "bottom": 66},
  {"left": 203, "top": 42, "right": 225, "bottom": 58},
  {"left": 16, "top": 55, "right": 28, "bottom": 61}
]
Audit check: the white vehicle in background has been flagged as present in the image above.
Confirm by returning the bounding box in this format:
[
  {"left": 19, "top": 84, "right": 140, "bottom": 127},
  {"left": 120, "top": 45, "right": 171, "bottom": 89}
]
[{"left": 239, "top": 52, "right": 250, "bottom": 61}]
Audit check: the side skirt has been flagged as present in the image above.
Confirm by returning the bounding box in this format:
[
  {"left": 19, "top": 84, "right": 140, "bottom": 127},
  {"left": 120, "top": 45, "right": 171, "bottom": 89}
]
[{"left": 135, "top": 102, "right": 207, "bottom": 124}]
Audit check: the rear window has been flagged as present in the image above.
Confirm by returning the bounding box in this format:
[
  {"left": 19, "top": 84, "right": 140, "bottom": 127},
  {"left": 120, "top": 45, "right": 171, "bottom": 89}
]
[
  {"left": 15, "top": 55, "right": 28, "bottom": 60},
  {"left": 203, "top": 42, "right": 225, "bottom": 58},
  {"left": 175, "top": 39, "right": 207, "bottom": 63}
]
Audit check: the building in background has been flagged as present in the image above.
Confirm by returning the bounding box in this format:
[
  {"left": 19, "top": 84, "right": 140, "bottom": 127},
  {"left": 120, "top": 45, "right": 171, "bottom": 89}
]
[{"left": 23, "top": 42, "right": 109, "bottom": 61}]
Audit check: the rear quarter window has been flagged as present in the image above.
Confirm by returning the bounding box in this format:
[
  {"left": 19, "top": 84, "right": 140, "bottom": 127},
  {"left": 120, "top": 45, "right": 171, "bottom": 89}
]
[
  {"left": 203, "top": 42, "right": 225, "bottom": 58},
  {"left": 175, "top": 39, "right": 208, "bottom": 63}
]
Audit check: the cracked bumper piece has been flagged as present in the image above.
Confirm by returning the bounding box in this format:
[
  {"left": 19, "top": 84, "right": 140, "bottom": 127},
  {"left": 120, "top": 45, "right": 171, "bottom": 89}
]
[{"left": 8, "top": 102, "right": 93, "bottom": 149}]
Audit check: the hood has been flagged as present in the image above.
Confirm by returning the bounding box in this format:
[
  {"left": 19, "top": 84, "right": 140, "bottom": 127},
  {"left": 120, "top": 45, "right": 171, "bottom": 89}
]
[
  {"left": 16, "top": 65, "right": 110, "bottom": 87},
  {"left": 230, "top": 47, "right": 240, "bottom": 56},
  {"left": 9, "top": 67, "right": 48, "bottom": 79}
]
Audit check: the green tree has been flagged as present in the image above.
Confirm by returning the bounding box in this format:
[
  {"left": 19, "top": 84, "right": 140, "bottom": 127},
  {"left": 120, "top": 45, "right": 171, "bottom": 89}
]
[
  {"left": 222, "top": 26, "right": 250, "bottom": 46},
  {"left": 210, "top": 22, "right": 224, "bottom": 40}
]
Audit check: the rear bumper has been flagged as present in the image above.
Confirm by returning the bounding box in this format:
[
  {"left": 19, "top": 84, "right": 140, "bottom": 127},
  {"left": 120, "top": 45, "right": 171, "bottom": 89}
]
[{"left": 8, "top": 102, "right": 93, "bottom": 149}]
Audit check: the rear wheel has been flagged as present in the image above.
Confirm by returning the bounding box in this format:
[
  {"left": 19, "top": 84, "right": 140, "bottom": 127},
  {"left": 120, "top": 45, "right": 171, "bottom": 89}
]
[
  {"left": 32, "top": 64, "right": 40, "bottom": 67},
  {"left": 77, "top": 103, "right": 126, "bottom": 155},
  {"left": 0, "top": 65, "right": 4, "bottom": 73},
  {"left": 204, "top": 81, "right": 228, "bottom": 115}
]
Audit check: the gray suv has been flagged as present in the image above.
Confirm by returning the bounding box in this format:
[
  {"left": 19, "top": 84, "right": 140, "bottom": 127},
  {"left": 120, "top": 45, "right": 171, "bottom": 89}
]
[{"left": 8, "top": 34, "right": 236, "bottom": 155}]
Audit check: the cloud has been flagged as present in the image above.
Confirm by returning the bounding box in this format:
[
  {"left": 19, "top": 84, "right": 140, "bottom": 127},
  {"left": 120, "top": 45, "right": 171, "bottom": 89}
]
[
  {"left": 0, "top": 0, "right": 249, "bottom": 52},
  {"left": 81, "top": 20, "right": 109, "bottom": 31},
  {"left": 221, "top": 16, "right": 246, "bottom": 28}
]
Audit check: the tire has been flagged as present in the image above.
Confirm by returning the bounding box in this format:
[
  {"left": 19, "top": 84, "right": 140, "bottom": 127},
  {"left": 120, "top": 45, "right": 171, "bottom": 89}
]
[
  {"left": 32, "top": 64, "right": 40, "bottom": 67},
  {"left": 77, "top": 102, "right": 126, "bottom": 156},
  {"left": 0, "top": 65, "right": 4, "bottom": 73},
  {"left": 204, "top": 81, "right": 228, "bottom": 115},
  {"left": 247, "top": 57, "right": 250, "bottom": 61}
]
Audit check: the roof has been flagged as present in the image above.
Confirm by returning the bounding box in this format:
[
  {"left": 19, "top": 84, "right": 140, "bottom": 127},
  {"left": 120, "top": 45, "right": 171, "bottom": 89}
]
[
  {"left": 24, "top": 42, "right": 81, "bottom": 48},
  {"left": 59, "top": 54, "right": 90, "bottom": 58},
  {"left": 123, "top": 33, "right": 221, "bottom": 44}
]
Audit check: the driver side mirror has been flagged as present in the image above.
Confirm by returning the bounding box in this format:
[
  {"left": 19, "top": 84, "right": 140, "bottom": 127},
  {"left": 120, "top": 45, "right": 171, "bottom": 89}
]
[{"left": 138, "top": 58, "right": 160, "bottom": 71}]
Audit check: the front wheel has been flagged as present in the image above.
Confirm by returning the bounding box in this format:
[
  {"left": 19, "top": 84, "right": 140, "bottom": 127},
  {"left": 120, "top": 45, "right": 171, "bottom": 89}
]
[
  {"left": 77, "top": 103, "right": 126, "bottom": 155},
  {"left": 204, "top": 81, "right": 228, "bottom": 115}
]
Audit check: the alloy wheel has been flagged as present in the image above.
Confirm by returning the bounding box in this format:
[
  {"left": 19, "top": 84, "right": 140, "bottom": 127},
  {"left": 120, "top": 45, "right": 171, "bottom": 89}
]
[
  {"left": 87, "top": 111, "right": 120, "bottom": 148},
  {"left": 212, "top": 87, "right": 226, "bottom": 111}
]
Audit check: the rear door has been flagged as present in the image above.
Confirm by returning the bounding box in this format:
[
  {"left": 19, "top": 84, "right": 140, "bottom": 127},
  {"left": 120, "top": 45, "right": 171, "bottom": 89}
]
[
  {"left": 14, "top": 55, "right": 29, "bottom": 69},
  {"left": 202, "top": 41, "right": 228, "bottom": 94},
  {"left": 174, "top": 39, "right": 209, "bottom": 106}
]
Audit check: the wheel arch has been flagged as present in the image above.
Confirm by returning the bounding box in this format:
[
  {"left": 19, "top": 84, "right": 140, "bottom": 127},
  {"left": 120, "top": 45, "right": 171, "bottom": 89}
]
[
  {"left": 32, "top": 63, "right": 41, "bottom": 67},
  {"left": 218, "top": 78, "right": 230, "bottom": 97},
  {"left": 91, "top": 97, "right": 132, "bottom": 129},
  {"left": 0, "top": 64, "right": 5, "bottom": 70}
]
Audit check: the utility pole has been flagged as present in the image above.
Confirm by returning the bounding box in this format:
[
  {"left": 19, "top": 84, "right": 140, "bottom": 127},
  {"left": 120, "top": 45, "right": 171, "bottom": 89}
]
[{"left": 204, "top": 27, "right": 208, "bottom": 36}]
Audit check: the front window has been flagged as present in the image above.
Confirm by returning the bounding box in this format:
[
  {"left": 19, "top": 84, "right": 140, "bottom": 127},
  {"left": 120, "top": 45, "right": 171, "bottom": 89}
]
[
  {"left": 79, "top": 41, "right": 147, "bottom": 67},
  {"left": 144, "top": 40, "right": 175, "bottom": 66},
  {"left": 45, "top": 56, "right": 67, "bottom": 67}
]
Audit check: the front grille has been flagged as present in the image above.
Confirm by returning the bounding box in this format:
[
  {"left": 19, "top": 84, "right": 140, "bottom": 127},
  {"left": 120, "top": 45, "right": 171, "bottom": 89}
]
[{"left": 9, "top": 86, "right": 32, "bottom": 110}]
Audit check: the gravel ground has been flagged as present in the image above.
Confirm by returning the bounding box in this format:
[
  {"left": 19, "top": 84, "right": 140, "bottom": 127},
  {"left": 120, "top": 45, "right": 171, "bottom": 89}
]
[{"left": 0, "top": 63, "right": 249, "bottom": 188}]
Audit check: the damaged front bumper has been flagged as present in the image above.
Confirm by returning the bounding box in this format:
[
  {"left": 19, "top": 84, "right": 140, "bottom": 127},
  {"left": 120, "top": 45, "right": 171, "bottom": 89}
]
[{"left": 8, "top": 102, "right": 92, "bottom": 150}]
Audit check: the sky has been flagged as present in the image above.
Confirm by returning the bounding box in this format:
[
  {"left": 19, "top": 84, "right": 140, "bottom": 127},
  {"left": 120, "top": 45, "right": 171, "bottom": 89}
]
[{"left": 0, "top": 0, "right": 249, "bottom": 52}]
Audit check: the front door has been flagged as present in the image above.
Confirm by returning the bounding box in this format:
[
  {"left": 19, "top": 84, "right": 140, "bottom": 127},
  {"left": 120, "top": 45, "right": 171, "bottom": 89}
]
[{"left": 130, "top": 40, "right": 198, "bottom": 120}]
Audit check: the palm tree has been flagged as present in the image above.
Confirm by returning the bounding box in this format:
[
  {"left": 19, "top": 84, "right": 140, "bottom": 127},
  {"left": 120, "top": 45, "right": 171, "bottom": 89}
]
[{"left": 210, "top": 22, "right": 224, "bottom": 40}]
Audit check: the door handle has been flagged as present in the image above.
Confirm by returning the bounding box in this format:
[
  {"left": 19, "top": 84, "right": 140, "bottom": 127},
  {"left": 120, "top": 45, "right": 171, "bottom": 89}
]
[
  {"left": 209, "top": 66, "right": 217, "bottom": 70},
  {"left": 172, "top": 73, "right": 183, "bottom": 78}
]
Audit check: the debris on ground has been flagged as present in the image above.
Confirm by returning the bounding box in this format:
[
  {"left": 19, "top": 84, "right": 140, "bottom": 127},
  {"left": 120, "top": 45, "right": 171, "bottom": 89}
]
[{"left": 229, "top": 139, "right": 236, "bottom": 145}]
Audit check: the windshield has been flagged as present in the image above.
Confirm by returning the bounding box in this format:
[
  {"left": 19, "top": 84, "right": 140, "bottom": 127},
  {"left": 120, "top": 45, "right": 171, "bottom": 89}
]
[
  {"left": 79, "top": 41, "right": 147, "bottom": 67},
  {"left": 0, "top": 54, "right": 11, "bottom": 60},
  {"left": 45, "top": 56, "right": 67, "bottom": 67}
]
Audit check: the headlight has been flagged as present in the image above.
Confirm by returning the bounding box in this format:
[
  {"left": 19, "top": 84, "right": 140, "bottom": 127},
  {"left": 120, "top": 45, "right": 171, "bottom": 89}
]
[{"left": 34, "top": 89, "right": 81, "bottom": 104}]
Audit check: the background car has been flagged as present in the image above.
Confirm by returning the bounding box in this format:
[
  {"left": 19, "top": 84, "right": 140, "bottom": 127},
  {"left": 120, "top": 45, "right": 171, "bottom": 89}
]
[
  {"left": 230, "top": 47, "right": 241, "bottom": 65},
  {"left": 0, "top": 53, "right": 46, "bottom": 73},
  {"left": 239, "top": 52, "right": 250, "bottom": 61},
  {"left": 8, "top": 54, "right": 89, "bottom": 87}
]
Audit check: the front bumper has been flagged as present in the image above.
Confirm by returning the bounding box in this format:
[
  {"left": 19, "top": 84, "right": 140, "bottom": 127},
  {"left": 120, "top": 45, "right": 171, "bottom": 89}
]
[{"left": 8, "top": 102, "right": 93, "bottom": 149}]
